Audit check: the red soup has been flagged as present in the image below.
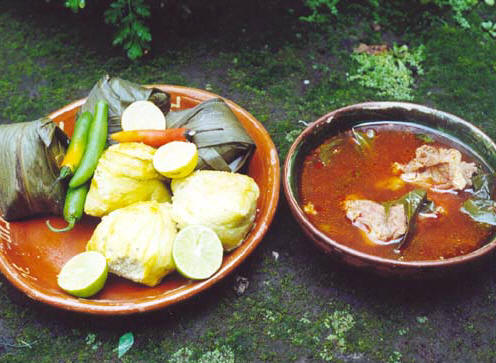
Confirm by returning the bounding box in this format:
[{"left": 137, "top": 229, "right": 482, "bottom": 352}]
[{"left": 299, "top": 122, "right": 495, "bottom": 261}]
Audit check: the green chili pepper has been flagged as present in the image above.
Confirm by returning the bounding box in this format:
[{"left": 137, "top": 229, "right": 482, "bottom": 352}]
[
  {"left": 46, "top": 183, "right": 90, "bottom": 232},
  {"left": 57, "top": 111, "right": 93, "bottom": 181},
  {"left": 69, "top": 100, "right": 108, "bottom": 189}
]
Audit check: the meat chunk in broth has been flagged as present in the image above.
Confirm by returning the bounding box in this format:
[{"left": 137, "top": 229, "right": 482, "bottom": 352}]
[
  {"left": 394, "top": 145, "right": 477, "bottom": 191},
  {"left": 344, "top": 199, "right": 407, "bottom": 243}
]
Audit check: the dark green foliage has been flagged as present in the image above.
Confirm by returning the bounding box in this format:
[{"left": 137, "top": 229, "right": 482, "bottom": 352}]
[
  {"left": 54, "top": 0, "right": 491, "bottom": 60},
  {"left": 301, "top": 0, "right": 478, "bottom": 28},
  {"left": 104, "top": 0, "right": 151, "bottom": 60}
]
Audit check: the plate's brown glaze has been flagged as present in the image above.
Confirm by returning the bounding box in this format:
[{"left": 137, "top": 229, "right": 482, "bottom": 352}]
[
  {"left": 0, "top": 85, "right": 280, "bottom": 314},
  {"left": 283, "top": 102, "right": 496, "bottom": 278}
]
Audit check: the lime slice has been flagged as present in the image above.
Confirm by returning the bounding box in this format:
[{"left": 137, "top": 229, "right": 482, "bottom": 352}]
[
  {"left": 172, "top": 225, "right": 223, "bottom": 280},
  {"left": 121, "top": 100, "right": 166, "bottom": 131},
  {"left": 153, "top": 141, "right": 198, "bottom": 179},
  {"left": 57, "top": 251, "right": 108, "bottom": 298}
]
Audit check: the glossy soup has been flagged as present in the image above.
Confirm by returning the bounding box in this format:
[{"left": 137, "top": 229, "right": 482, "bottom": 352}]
[{"left": 299, "top": 123, "right": 495, "bottom": 261}]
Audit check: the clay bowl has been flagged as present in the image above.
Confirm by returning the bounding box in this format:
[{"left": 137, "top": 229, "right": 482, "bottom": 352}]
[
  {"left": 283, "top": 102, "right": 496, "bottom": 278},
  {"left": 0, "top": 85, "right": 280, "bottom": 314}
]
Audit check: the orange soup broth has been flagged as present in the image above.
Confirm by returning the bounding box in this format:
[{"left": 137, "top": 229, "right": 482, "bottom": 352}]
[{"left": 299, "top": 124, "right": 494, "bottom": 261}]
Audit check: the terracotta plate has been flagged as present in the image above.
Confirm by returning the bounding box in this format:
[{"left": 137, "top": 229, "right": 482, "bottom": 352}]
[{"left": 0, "top": 85, "right": 280, "bottom": 314}]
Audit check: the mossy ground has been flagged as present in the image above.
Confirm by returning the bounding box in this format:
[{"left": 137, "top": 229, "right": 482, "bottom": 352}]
[{"left": 2, "top": 1, "right": 496, "bottom": 362}]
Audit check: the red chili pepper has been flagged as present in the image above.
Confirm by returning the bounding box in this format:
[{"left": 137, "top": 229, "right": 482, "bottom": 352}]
[{"left": 110, "top": 128, "right": 196, "bottom": 148}]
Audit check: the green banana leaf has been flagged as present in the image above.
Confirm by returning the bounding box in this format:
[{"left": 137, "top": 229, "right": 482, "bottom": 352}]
[
  {"left": 84, "top": 76, "right": 255, "bottom": 172},
  {"left": 165, "top": 98, "right": 255, "bottom": 172},
  {"left": 81, "top": 75, "right": 171, "bottom": 142},
  {"left": 0, "top": 118, "right": 69, "bottom": 220}
]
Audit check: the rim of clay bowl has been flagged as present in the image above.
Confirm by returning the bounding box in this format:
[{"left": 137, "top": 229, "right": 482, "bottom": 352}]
[{"left": 283, "top": 101, "right": 496, "bottom": 272}]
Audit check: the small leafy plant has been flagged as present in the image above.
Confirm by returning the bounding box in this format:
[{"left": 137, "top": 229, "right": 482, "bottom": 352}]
[
  {"left": 347, "top": 44, "right": 425, "bottom": 101},
  {"left": 63, "top": 0, "right": 151, "bottom": 60},
  {"left": 300, "top": 0, "right": 340, "bottom": 23},
  {"left": 104, "top": 0, "right": 152, "bottom": 60}
]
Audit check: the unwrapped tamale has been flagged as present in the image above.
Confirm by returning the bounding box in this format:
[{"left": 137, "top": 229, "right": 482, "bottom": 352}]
[
  {"left": 171, "top": 170, "right": 260, "bottom": 251},
  {"left": 86, "top": 201, "right": 177, "bottom": 287},
  {"left": 0, "top": 118, "right": 69, "bottom": 220},
  {"left": 84, "top": 142, "right": 171, "bottom": 217}
]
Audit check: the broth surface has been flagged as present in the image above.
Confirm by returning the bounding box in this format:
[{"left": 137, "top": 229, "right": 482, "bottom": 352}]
[{"left": 299, "top": 123, "right": 494, "bottom": 261}]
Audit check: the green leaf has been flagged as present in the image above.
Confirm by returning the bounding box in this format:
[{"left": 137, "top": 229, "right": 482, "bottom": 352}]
[
  {"left": 117, "top": 332, "right": 134, "bottom": 358},
  {"left": 383, "top": 189, "right": 427, "bottom": 251},
  {"left": 351, "top": 128, "right": 373, "bottom": 153},
  {"left": 127, "top": 43, "right": 143, "bottom": 60},
  {"left": 472, "top": 173, "right": 494, "bottom": 199},
  {"left": 134, "top": 3, "right": 151, "bottom": 18},
  {"left": 112, "top": 26, "right": 131, "bottom": 45},
  {"left": 65, "top": 0, "right": 80, "bottom": 12},
  {"left": 481, "top": 21, "right": 494, "bottom": 31},
  {"left": 461, "top": 199, "right": 496, "bottom": 225},
  {"left": 318, "top": 138, "right": 343, "bottom": 166},
  {"left": 460, "top": 172, "right": 496, "bottom": 225},
  {"left": 415, "top": 133, "right": 435, "bottom": 143}
]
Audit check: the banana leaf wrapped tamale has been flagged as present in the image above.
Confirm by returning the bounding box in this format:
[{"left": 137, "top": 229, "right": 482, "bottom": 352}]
[
  {"left": 0, "top": 118, "right": 69, "bottom": 220},
  {"left": 166, "top": 98, "right": 255, "bottom": 172},
  {"left": 81, "top": 74, "right": 171, "bottom": 142},
  {"left": 84, "top": 75, "right": 255, "bottom": 172}
]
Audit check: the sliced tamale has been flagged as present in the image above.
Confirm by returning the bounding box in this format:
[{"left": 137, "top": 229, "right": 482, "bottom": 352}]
[{"left": 0, "top": 118, "right": 69, "bottom": 220}]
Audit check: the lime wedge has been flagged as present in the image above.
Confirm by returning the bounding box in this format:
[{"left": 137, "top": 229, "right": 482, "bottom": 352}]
[
  {"left": 57, "top": 251, "right": 108, "bottom": 298},
  {"left": 172, "top": 225, "right": 223, "bottom": 280},
  {"left": 153, "top": 141, "right": 198, "bottom": 179}
]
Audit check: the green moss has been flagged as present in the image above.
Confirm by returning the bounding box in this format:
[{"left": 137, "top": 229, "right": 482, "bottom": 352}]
[{"left": 415, "top": 21, "right": 496, "bottom": 137}]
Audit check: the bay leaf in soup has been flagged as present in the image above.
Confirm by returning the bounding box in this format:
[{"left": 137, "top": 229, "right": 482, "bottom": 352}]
[
  {"left": 461, "top": 172, "right": 496, "bottom": 225},
  {"left": 318, "top": 138, "right": 343, "bottom": 166},
  {"left": 383, "top": 189, "right": 427, "bottom": 251}
]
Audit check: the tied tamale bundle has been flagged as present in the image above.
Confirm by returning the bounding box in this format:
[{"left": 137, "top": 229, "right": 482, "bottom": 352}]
[
  {"left": 0, "top": 118, "right": 69, "bottom": 221},
  {"left": 84, "top": 75, "right": 255, "bottom": 173},
  {"left": 81, "top": 74, "right": 171, "bottom": 142},
  {"left": 166, "top": 98, "right": 255, "bottom": 172}
]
